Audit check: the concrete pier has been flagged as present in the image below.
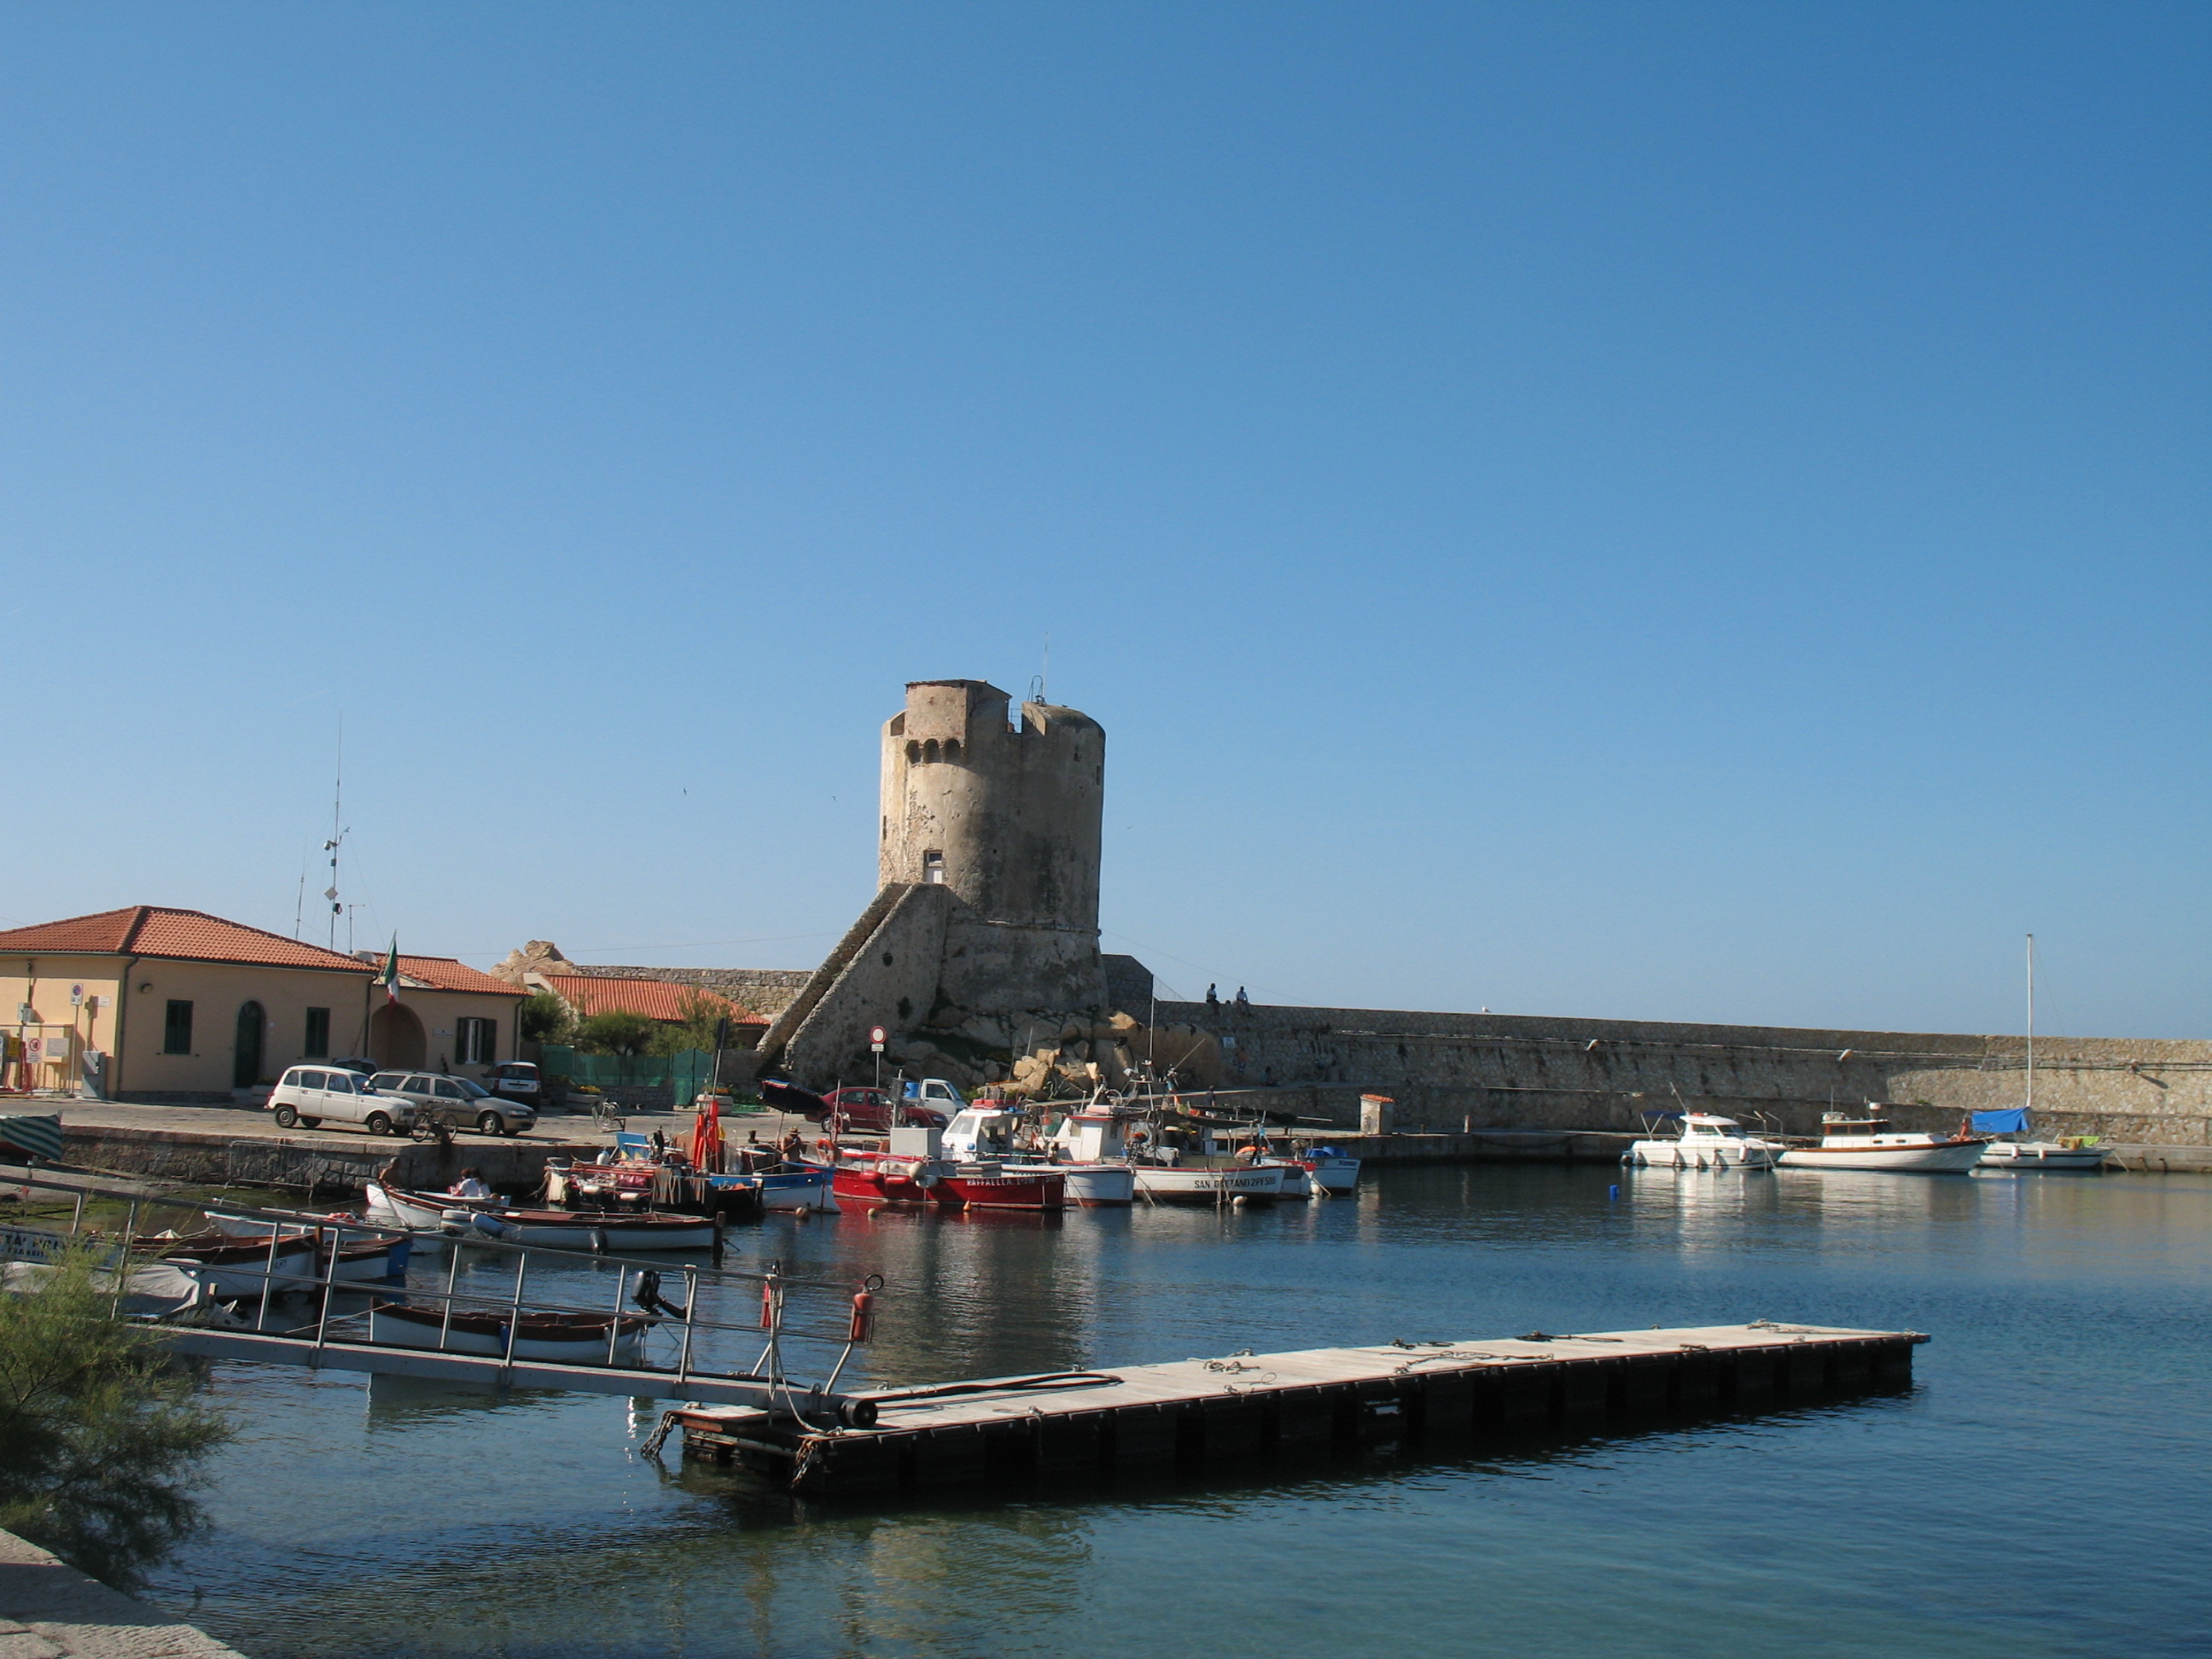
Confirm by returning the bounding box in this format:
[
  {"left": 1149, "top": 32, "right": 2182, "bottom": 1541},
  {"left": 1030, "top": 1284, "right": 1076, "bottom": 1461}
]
[
  {"left": 0, "top": 1530, "right": 246, "bottom": 1658},
  {"left": 674, "top": 1320, "right": 1924, "bottom": 1495}
]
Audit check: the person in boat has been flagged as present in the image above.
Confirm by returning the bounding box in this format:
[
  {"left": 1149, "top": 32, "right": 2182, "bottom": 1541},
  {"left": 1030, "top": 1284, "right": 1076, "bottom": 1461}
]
[
  {"left": 449, "top": 1168, "right": 492, "bottom": 1199},
  {"left": 778, "top": 1126, "right": 809, "bottom": 1162}
]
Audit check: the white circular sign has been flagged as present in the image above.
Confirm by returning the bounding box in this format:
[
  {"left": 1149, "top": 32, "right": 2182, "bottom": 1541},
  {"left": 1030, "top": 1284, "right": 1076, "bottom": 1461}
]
[{"left": 869, "top": 1026, "right": 888, "bottom": 1045}]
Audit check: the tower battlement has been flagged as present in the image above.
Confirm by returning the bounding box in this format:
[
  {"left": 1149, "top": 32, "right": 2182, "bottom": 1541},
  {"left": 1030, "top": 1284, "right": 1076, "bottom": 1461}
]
[{"left": 881, "top": 680, "right": 1103, "bottom": 940}]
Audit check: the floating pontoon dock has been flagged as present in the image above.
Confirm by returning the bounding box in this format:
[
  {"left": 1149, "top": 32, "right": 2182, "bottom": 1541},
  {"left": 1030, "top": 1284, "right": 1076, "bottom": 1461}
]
[{"left": 672, "top": 1321, "right": 1924, "bottom": 1493}]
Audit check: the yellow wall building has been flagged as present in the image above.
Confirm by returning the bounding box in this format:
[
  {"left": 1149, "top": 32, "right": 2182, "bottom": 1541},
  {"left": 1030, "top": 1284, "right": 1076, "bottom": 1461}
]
[{"left": 0, "top": 907, "right": 523, "bottom": 1101}]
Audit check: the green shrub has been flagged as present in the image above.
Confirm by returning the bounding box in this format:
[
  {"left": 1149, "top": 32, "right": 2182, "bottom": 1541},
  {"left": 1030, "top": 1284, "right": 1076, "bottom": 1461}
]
[
  {"left": 518, "top": 991, "right": 573, "bottom": 1045},
  {"left": 0, "top": 1242, "right": 235, "bottom": 1586}
]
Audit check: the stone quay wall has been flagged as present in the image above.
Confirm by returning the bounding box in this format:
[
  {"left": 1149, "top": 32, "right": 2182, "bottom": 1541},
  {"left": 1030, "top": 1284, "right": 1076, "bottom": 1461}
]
[{"left": 1160, "top": 1002, "right": 2212, "bottom": 1145}]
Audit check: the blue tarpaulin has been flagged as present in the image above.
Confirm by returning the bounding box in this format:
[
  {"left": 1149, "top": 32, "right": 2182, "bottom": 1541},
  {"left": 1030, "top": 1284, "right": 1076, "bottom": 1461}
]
[{"left": 1972, "top": 1108, "right": 2030, "bottom": 1134}]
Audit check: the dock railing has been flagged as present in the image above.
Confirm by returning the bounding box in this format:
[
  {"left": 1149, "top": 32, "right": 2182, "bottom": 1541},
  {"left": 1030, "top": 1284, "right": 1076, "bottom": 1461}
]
[{"left": 0, "top": 1167, "right": 879, "bottom": 1424}]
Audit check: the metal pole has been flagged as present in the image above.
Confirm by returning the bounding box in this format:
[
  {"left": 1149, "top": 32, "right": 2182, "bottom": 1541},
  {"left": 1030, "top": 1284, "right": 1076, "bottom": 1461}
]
[
  {"left": 253, "top": 1225, "right": 283, "bottom": 1332},
  {"left": 437, "top": 1233, "right": 462, "bottom": 1348},
  {"left": 114, "top": 1196, "right": 141, "bottom": 1318},
  {"left": 676, "top": 1266, "right": 697, "bottom": 1384},
  {"left": 68, "top": 1189, "right": 84, "bottom": 1238},
  {"left": 313, "top": 1224, "right": 341, "bottom": 1354},
  {"left": 604, "top": 1267, "right": 626, "bottom": 1365},
  {"left": 498, "top": 1252, "right": 527, "bottom": 1373}
]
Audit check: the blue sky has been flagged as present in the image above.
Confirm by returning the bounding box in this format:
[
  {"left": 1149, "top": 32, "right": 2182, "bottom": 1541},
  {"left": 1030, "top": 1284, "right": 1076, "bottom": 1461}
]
[{"left": 2, "top": 3, "right": 2203, "bottom": 1037}]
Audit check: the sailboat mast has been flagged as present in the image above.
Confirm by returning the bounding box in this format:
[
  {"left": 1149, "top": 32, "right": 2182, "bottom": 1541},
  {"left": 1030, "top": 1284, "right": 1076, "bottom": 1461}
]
[{"left": 2025, "top": 933, "right": 2034, "bottom": 1115}]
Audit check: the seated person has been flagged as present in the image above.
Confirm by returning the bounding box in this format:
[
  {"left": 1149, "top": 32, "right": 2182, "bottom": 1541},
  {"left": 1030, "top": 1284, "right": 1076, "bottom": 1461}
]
[{"left": 448, "top": 1168, "right": 492, "bottom": 1199}]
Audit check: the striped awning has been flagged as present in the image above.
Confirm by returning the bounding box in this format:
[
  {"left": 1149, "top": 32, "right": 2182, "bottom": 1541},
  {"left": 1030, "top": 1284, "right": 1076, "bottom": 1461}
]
[{"left": 0, "top": 1114, "right": 63, "bottom": 1161}]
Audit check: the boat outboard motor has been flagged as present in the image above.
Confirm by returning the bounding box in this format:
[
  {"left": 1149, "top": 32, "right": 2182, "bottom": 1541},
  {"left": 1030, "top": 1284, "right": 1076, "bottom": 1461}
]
[{"left": 631, "top": 1269, "right": 688, "bottom": 1320}]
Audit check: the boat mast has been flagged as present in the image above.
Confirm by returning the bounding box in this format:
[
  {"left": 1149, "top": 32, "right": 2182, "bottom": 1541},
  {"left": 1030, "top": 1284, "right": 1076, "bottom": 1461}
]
[{"left": 2025, "top": 933, "right": 2034, "bottom": 1115}]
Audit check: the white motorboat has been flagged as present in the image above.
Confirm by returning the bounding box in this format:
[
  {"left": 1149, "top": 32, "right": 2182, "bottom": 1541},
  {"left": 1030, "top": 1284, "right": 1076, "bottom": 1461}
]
[
  {"left": 368, "top": 1300, "right": 647, "bottom": 1364},
  {"left": 1777, "top": 1114, "right": 1990, "bottom": 1173},
  {"left": 1624, "top": 1113, "right": 1782, "bottom": 1170},
  {"left": 141, "top": 1232, "right": 321, "bottom": 1299}
]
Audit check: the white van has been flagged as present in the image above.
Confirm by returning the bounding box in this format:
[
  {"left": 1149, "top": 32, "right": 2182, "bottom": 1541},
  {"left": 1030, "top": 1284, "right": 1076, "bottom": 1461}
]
[{"left": 265, "top": 1066, "right": 421, "bottom": 1135}]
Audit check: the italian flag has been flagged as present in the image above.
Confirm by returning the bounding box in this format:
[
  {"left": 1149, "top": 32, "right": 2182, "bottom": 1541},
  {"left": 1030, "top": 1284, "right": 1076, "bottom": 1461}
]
[{"left": 377, "top": 938, "right": 402, "bottom": 1004}]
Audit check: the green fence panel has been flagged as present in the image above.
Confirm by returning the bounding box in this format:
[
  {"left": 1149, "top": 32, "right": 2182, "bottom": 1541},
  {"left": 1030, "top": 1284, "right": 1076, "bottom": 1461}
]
[{"left": 537, "top": 1045, "right": 732, "bottom": 1100}]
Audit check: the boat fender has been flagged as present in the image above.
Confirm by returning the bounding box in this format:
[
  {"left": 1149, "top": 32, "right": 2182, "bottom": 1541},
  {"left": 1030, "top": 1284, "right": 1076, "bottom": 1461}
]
[
  {"left": 470, "top": 1212, "right": 510, "bottom": 1239},
  {"left": 911, "top": 1167, "right": 938, "bottom": 1189},
  {"left": 848, "top": 1274, "right": 883, "bottom": 1343}
]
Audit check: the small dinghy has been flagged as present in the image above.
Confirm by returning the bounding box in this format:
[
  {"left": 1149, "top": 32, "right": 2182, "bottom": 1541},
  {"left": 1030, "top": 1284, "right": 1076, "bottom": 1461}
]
[
  {"left": 139, "top": 1232, "right": 320, "bottom": 1299},
  {"left": 368, "top": 1300, "right": 649, "bottom": 1364},
  {"left": 449, "top": 1208, "right": 719, "bottom": 1252}
]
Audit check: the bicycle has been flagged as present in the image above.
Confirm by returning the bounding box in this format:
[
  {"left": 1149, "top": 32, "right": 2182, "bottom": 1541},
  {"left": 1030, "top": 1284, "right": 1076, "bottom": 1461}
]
[{"left": 590, "top": 1097, "right": 627, "bottom": 1135}]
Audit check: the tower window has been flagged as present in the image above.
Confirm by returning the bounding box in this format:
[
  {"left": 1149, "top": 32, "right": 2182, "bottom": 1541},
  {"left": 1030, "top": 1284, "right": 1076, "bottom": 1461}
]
[
  {"left": 905, "top": 740, "right": 921, "bottom": 763},
  {"left": 944, "top": 738, "right": 960, "bottom": 761},
  {"left": 923, "top": 851, "right": 945, "bottom": 884},
  {"left": 923, "top": 739, "right": 940, "bottom": 763}
]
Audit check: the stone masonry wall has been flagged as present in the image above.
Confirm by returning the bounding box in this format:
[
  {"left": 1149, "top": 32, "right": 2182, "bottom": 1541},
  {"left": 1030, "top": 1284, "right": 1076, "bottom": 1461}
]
[{"left": 1158, "top": 1000, "right": 2212, "bottom": 1144}]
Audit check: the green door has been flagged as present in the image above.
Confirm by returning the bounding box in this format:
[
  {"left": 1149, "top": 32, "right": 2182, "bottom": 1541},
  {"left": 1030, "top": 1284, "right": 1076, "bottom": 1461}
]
[{"left": 233, "top": 1002, "right": 266, "bottom": 1090}]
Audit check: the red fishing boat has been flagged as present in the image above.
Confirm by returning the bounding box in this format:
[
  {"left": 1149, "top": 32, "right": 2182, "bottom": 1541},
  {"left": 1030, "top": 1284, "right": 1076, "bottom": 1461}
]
[{"left": 830, "top": 1150, "right": 1065, "bottom": 1212}]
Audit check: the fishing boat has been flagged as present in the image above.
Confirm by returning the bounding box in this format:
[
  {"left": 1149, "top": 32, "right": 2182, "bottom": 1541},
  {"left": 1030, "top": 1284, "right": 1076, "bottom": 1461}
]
[
  {"left": 1131, "top": 1161, "right": 1285, "bottom": 1203},
  {"left": 943, "top": 1105, "right": 1135, "bottom": 1206},
  {"left": 756, "top": 1167, "right": 839, "bottom": 1212},
  {"left": 1976, "top": 935, "right": 2108, "bottom": 1171},
  {"left": 1623, "top": 1113, "right": 1782, "bottom": 1169},
  {"left": 830, "top": 1151, "right": 1067, "bottom": 1212},
  {"left": 1776, "top": 1114, "right": 1990, "bottom": 1173},
  {"left": 368, "top": 1300, "right": 648, "bottom": 1364}
]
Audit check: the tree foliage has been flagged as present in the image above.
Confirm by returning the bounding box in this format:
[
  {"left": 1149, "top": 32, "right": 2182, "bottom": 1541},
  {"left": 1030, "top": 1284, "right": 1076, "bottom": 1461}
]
[
  {"left": 572, "top": 1009, "right": 660, "bottom": 1057},
  {"left": 517, "top": 990, "right": 573, "bottom": 1045},
  {"left": 649, "top": 992, "right": 734, "bottom": 1058},
  {"left": 0, "top": 1242, "right": 235, "bottom": 1586}
]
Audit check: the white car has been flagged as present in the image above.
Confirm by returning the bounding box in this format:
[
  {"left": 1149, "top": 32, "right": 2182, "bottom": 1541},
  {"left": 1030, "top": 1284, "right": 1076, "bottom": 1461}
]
[{"left": 265, "top": 1065, "right": 422, "bottom": 1135}]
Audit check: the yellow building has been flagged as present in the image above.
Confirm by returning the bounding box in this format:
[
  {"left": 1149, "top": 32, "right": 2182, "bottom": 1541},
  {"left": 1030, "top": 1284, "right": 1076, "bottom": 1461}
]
[{"left": 0, "top": 906, "right": 524, "bottom": 1101}]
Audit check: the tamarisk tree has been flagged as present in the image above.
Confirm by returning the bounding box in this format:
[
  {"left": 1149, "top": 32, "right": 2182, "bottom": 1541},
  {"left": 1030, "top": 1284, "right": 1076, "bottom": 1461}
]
[{"left": 0, "top": 1241, "right": 235, "bottom": 1586}]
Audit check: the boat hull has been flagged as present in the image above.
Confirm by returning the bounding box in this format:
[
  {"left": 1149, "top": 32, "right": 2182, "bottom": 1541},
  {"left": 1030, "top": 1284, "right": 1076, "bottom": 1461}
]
[
  {"left": 365, "top": 1182, "right": 499, "bottom": 1230},
  {"left": 1625, "top": 1140, "right": 1778, "bottom": 1170},
  {"left": 1778, "top": 1139, "right": 1988, "bottom": 1173},
  {"left": 1979, "top": 1142, "right": 2108, "bottom": 1171},
  {"left": 159, "top": 1237, "right": 320, "bottom": 1299},
  {"left": 1301, "top": 1157, "right": 1360, "bottom": 1195},
  {"left": 1132, "top": 1165, "right": 1285, "bottom": 1203},
  {"left": 1001, "top": 1162, "right": 1135, "bottom": 1207},
  {"left": 369, "top": 1301, "right": 646, "bottom": 1364},
  {"left": 758, "top": 1168, "right": 839, "bottom": 1213},
  {"left": 833, "top": 1162, "right": 1066, "bottom": 1211},
  {"left": 461, "top": 1209, "right": 718, "bottom": 1251}
]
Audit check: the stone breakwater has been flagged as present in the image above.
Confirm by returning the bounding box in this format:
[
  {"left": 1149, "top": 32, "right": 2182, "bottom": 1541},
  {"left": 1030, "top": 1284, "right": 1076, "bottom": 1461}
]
[
  {"left": 0, "top": 1530, "right": 247, "bottom": 1658},
  {"left": 1165, "top": 1003, "right": 2212, "bottom": 1146}
]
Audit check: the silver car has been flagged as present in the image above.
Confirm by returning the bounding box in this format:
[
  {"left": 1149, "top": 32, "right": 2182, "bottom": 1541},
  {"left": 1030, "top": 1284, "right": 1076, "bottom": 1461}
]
[{"left": 367, "top": 1071, "right": 536, "bottom": 1136}]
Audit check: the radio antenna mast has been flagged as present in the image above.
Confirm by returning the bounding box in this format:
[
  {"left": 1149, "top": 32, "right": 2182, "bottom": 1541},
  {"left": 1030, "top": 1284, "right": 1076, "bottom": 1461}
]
[{"left": 323, "top": 719, "right": 347, "bottom": 951}]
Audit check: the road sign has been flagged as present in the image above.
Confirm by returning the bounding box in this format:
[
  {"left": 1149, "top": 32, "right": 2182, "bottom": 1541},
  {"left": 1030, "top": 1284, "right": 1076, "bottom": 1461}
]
[
  {"left": 869, "top": 1026, "right": 887, "bottom": 1053},
  {"left": 69, "top": 984, "right": 84, "bottom": 1007}
]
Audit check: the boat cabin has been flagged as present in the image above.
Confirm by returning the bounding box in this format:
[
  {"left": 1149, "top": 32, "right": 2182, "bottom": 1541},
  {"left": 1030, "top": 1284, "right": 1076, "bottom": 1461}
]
[
  {"left": 1678, "top": 1114, "right": 1755, "bottom": 1141},
  {"left": 943, "top": 1107, "right": 1022, "bottom": 1162},
  {"left": 1814, "top": 1114, "right": 1938, "bottom": 1148}
]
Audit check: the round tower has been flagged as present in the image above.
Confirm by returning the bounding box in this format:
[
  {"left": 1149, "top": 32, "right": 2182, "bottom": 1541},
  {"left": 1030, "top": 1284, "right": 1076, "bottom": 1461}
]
[{"left": 880, "top": 679, "right": 1105, "bottom": 1010}]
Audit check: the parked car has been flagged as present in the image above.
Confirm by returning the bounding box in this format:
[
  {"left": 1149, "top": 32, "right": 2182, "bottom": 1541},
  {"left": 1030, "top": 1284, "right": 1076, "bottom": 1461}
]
[
  {"left": 326, "top": 1057, "right": 379, "bottom": 1077},
  {"left": 368, "top": 1071, "right": 536, "bottom": 1136},
  {"left": 485, "top": 1061, "right": 543, "bottom": 1104},
  {"left": 265, "top": 1066, "right": 421, "bottom": 1135},
  {"left": 816, "top": 1086, "right": 950, "bottom": 1132}
]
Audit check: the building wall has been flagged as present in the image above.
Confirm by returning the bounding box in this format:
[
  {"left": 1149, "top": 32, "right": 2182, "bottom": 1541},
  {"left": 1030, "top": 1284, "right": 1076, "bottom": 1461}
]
[
  {"left": 774, "top": 883, "right": 953, "bottom": 1089},
  {"left": 2, "top": 952, "right": 519, "bottom": 1098},
  {"left": 1157, "top": 998, "right": 2212, "bottom": 1144}
]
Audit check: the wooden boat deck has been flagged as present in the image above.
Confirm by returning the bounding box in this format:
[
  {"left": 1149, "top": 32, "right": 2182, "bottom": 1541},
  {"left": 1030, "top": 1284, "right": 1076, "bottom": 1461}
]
[{"left": 674, "top": 1319, "right": 1926, "bottom": 1494}]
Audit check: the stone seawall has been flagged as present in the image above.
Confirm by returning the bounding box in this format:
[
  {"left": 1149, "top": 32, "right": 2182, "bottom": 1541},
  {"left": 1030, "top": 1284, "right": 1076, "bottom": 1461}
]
[
  {"left": 1162, "top": 1003, "right": 2212, "bottom": 1144},
  {"left": 61, "top": 1124, "right": 592, "bottom": 1196},
  {"left": 0, "top": 1528, "right": 247, "bottom": 1657}
]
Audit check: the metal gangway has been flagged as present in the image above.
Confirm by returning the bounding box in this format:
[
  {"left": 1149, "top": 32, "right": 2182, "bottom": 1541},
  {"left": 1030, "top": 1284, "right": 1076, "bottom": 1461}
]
[{"left": 1, "top": 1169, "right": 881, "bottom": 1426}]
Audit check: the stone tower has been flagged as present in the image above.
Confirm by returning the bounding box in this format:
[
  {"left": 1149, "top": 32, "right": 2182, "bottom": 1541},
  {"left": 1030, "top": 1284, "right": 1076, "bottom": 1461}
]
[{"left": 880, "top": 680, "right": 1106, "bottom": 1012}]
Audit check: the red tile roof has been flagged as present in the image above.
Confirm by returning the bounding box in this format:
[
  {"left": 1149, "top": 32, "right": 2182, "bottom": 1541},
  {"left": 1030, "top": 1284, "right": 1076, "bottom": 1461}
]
[
  {"left": 396, "top": 956, "right": 527, "bottom": 998},
  {"left": 0, "top": 906, "right": 374, "bottom": 973},
  {"left": 542, "top": 974, "right": 765, "bottom": 1025}
]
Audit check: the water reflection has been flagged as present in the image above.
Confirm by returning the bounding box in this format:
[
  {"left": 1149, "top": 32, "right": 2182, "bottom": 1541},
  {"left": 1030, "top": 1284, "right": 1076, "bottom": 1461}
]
[{"left": 154, "top": 1165, "right": 2212, "bottom": 1659}]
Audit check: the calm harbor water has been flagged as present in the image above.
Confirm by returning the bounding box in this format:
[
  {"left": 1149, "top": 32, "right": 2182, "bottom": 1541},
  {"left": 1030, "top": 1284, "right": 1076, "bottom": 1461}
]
[{"left": 148, "top": 1164, "right": 2212, "bottom": 1658}]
